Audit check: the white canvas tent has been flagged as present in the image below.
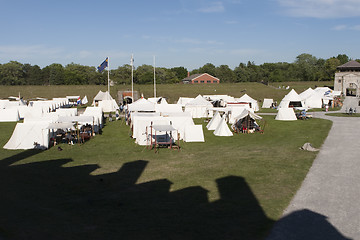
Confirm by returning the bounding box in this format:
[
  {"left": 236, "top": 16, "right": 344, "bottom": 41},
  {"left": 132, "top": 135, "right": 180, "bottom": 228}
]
[
  {"left": 177, "top": 97, "right": 194, "bottom": 107},
  {"left": 131, "top": 112, "right": 196, "bottom": 145},
  {"left": 184, "top": 125, "right": 205, "bottom": 142},
  {"left": 303, "top": 91, "right": 323, "bottom": 109},
  {"left": 262, "top": 98, "right": 274, "bottom": 108},
  {"left": 92, "top": 91, "right": 112, "bottom": 103},
  {"left": 236, "top": 94, "right": 259, "bottom": 111},
  {"left": 155, "top": 104, "right": 183, "bottom": 114},
  {"left": 213, "top": 116, "right": 233, "bottom": 137},
  {"left": 81, "top": 106, "right": 103, "bottom": 132},
  {"left": 148, "top": 97, "right": 168, "bottom": 104},
  {"left": 299, "top": 88, "right": 315, "bottom": 100},
  {"left": 184, "top": 95, "right": 213, "bottom": 118},
  {"left": 4, "top": 122, "right": 50, "bottom": 150},
  {"left": 228, "top": 106, "right": 248, "bottom": 124},
  {"left": 206, "top": 111, "right": 222, "bottom": 130},
  {"left": 55, "top": 108, "right": 78, "bottom": 117},
  {"left": 98, "top": 99, "right": 119, "bottom": 112},
  {"left": 279, "top": 89, "right": 304, "bottom": 109},
  {"left": 231, "top": 109, "right": 262, "bottom": 133},
  {"left": 0, "top": 100, "right": 10, "bottom": 109},
  {"left": 0, "top": 109, "right": 20, "bottom": 122},
  {"left": 275, "top": 108, "right": 297, "bottom": 121},
  {"left": 233, "top": 109, "right": 262, "bottom": 121},
  {"left": 127, "top": 98, "right": 156, "bottom": 112}
]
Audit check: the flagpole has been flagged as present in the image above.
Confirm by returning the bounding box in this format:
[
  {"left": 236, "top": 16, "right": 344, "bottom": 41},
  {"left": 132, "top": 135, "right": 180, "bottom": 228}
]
[
  {"left": 153, "top": 55, "right": 156, "bottom": 98},
  {"left": 131, "top": 54, "right": 134, "bottom": 101},
  {"left": 107, "top": 56, "right": 110, "bottom": 94}
]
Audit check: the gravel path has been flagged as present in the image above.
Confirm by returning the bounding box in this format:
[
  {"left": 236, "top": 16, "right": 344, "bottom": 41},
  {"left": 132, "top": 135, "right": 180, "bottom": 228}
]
[{"left": 267, "top": 98, "right": 360, "bottom": 240}]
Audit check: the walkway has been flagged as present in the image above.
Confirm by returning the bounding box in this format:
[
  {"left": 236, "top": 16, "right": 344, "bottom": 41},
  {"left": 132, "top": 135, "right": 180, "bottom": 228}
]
[{"left": 267, "top": 97, "right": 360, "bottom": 240}]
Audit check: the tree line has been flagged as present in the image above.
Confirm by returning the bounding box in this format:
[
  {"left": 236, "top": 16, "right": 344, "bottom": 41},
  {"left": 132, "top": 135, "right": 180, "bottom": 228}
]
[{"left": 0, "top": 53, "right": 356, "bottom": 85}]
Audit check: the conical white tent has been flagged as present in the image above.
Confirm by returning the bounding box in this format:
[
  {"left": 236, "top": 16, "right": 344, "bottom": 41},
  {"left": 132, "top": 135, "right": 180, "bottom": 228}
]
[
  {"left": 206, "top": 111, "right": 221, "bottom": 130},
  {"left": 214, "top": 116, "right": 233, "bottom": 136},
  {"left": 160, "top": 98, "right": 168, "bottom": 104},
  {"left": 275, "top": 108, "right": 297, "bottom": 121},
  {"left": 236, "top": 94, "right": 259, "bottom": 111},
  {"left": 92, "top": 91, "right": 119, "bottom": 112},
  {"left": 279, "top": 89, "right": 304, "bottom": 108},
  {"left": 93, "top": 90, "right": 113, "bottom": 102}
]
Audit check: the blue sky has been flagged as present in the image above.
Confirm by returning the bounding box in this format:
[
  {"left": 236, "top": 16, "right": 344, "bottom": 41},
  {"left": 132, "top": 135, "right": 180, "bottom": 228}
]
[{"left": 1, "top": 0, "right": 360, "bottom": 70}]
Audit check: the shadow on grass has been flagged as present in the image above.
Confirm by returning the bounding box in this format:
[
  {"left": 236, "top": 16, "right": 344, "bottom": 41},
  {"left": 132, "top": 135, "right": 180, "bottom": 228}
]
[
  {"left": 0, "top": 155, "right": 348, "bottom": 240},
  {"left": 267, "top": 209, "right": 351, "bottom": 240}
]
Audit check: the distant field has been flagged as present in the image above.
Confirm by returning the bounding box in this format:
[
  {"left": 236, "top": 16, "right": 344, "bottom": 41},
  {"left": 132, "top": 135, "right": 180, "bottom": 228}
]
[{"left": 0, "top": 81, "right": 333, "bottom": 104}]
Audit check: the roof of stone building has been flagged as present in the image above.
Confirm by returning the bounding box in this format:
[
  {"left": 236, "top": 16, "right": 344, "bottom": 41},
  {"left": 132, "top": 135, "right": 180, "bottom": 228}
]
[{"left": 337, "top": 60, "right": 360, "bottom": 71}]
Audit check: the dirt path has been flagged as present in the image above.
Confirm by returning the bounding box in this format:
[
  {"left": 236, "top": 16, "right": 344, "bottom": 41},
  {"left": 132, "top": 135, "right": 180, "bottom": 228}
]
[{"left": 266, "top": 101, "right": 360, "bottom": 239}]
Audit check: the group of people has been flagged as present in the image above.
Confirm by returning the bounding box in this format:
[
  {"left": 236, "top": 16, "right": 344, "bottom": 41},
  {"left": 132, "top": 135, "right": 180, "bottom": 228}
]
[{"left": 346, "top": 107, "right": 357, "bottom": 114}]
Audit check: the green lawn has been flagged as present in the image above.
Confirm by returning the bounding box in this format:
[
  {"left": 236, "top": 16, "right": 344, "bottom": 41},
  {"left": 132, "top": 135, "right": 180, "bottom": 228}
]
[{"left": 0, "top": 115, "right": 332, "bottom": 240}]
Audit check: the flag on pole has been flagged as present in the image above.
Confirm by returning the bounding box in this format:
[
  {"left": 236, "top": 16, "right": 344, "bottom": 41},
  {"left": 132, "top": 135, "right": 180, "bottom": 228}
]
[
  {"left": 130, "top": 55, "right": 134, "bottom": 65},
  {"left": 76, "top": 96, "right": 81, "bottom": 105},
  {"left": 82, "top": 95, "right": 88, "bottom": 105},
  {"left": 97, "top": 57, "right": 108, "bottom": 72}
]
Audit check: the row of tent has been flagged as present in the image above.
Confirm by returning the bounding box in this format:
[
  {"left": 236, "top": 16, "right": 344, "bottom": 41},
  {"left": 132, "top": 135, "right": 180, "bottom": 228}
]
[
  {"left": 126, "top": 97, "right": 205, "bottom": 144},
  {"left": 206, "top": 110, "right": 263, "bottom": 137},
  {"left": 125, "top": 94, "right": 264, "bottom": 144},
  {"left": 1, "top": 91, "right": 122, "bottom": 150},
  {"left": 3, "top": 105, "right": 104, "bottom": 150},
  {"left": 262, "top": 87, "right": 341, "bottom": 110}
]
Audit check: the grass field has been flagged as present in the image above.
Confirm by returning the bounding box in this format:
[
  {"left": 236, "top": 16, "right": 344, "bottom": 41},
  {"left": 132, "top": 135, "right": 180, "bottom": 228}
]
[
  {"left": 0, "top": 114, "right": 332, "bottom": 239},
  {"left": 0, "top": 81, "right": 333, "bottom": 105}
]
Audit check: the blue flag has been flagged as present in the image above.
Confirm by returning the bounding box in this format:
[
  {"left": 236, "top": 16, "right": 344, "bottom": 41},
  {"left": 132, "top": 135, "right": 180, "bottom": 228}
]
[{"left": 97, "top": 57, "right": 108, "bottom": 72}]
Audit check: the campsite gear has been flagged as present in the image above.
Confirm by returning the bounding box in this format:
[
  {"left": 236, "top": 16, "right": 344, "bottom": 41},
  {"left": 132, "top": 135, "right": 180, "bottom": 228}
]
[
  {"left": 231, "top": 110, "right": 262, "bottom": 133},
  {"left": 300, "top": 143, "right": 319, "bottom": 152}
]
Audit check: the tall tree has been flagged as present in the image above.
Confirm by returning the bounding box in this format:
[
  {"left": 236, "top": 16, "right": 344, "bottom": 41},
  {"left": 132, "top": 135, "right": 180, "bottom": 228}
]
[
  {"left": 23, "top": 64, "right": 42, "bottom": 85},
  {"left": 42, "top": 63, "right": 64, "bottom": 85},
  {"left": 111, "top": 64, "right": 132, "bottom": 84},
  {"left": 336, "top": 54, "right": 350, "bottom": 65},
  {"left": 0, "top": 61, "right": 25, "bottom": 85},
  {"left": 135, "top": 64, "right": 153, "bottom": 84},
  {"left": 215, "top": 65, "right": 235, "bottom": 83},
  {"left": 170, "top": 67, "right": 188, "bottom": 81},
  {"left": 294, "top": 53, "right": 318, "bottom": 81},
  {"left": 199, "top": 63, "right": 216, "bottom": 76}
]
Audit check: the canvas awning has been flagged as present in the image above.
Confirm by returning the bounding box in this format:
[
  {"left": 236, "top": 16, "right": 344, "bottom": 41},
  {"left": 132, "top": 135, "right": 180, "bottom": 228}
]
[
  {"left": 57, "top": 115, "right": 94, "bottom": 124},
  {"left": 234, "top": 109, "right": 262, "bottom": 121},
  {"left": 152, "top": 125, "right": 177, "bottom": 132},
  {"left": 46, "top": 122, "right": 75, "bottom": 130}
]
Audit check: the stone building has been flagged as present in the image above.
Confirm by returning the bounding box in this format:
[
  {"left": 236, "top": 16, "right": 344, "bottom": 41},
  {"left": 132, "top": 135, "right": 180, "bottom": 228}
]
[{"left": 334, "top": 60, "right": 360, "bottom": 96}]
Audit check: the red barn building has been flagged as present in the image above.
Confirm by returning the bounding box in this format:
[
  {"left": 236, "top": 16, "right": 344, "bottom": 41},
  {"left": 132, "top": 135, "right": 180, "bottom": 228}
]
[{"left": 182, "top": 73, "right": 220, "bottom": 84}]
